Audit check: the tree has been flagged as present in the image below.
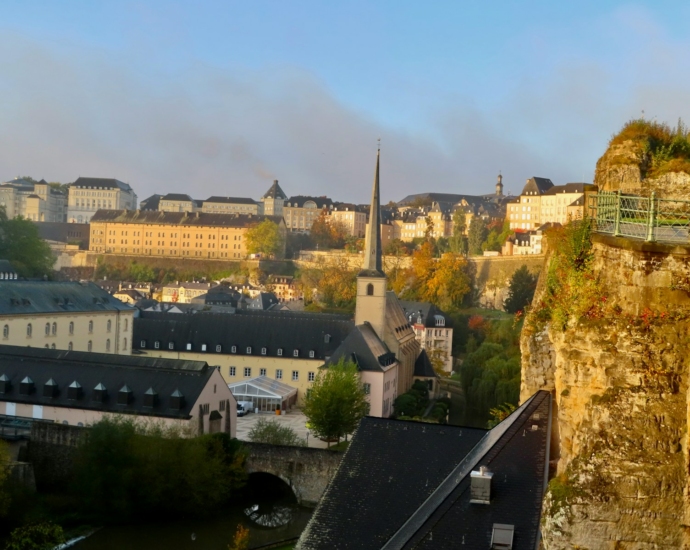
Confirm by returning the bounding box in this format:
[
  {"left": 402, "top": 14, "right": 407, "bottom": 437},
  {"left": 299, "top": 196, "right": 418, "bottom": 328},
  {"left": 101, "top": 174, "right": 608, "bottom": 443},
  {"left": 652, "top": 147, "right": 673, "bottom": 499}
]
[
  {"left": 0, "top": 208, "right": 55, "bottom": 277},
  {"left": 248, "top": 418, "right": 305, "bottom": 446},
  {"left": 4, "top": 522, "right": 65, "bottom": 550},
  {"left": 310, "top": 211, "right": 347, "bottom": 249},
  {"left": 487, "top": 403, "right": 517, "bottom": 428},
  {"left": 228, "top": 525, "right": 250, "bottom": 550},
  {"left": 0, "top": 440, "right": 10, "bottom": 517},
  {"left": 423, "top": 253, "right": 471, "bottom": 310},
  {"left": 482, "top": 220, "right": 511, "bottom": 252},
  {"left": 504, "top": 265, "right": 538, "bottom": 313},
  {"left": 449, "top": 208, "right": 468, "bottom": 255},
  {"left": 245, "top": 219, "right": 285, "bottom": 258},
  {"left": 302, "top": 359, "right": 369, "bottom": 446},
  {"left": 467, "top": 216, "right": 489, "bottom": 256}
]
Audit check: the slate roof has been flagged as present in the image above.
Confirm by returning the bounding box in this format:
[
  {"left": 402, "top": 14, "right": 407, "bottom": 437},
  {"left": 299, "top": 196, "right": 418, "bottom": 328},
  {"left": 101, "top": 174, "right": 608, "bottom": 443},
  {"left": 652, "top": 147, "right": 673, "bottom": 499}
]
[
  {"left": 248, "top": 292, "right": 279, "bottom": 310},
  {"left": 71, "top": 177, "right": 133, "bottom": 192},
  {"left": 0, "top": 281, "right": 131, "bottom": 315},
  {"left": 296, "top": 418, "right": 487, "bottom": 550},
  {"left": 262, "top": 180, "right": 287, "bottom": 200},
  {"left": 0, "top": 345, "right": 215, "bottom": 419},
  {"left": 520, "top": 177, "right": 554, "bottom": 196},
  {"left": 0, "top": 260, "right": 17, "bottom": 276},
  {"left": 542, "top": 182, "right": 594, "bottom": 196},
  {"left": 90, "top": 210, "right": 282, "bottom": 227},
  {"left": 398, "top": 193, "right": 486, "bottom": 207},
  {"left": 325, "top": 324, "right": 396, "bottom": 372},
  {"left": 297, "top": 390, "right": 552, "bottom": 550},
  {"left": 398, "top": 301, "right": 453, "bottom": 329},
  {"left": 140, "top": 194, "right": 162, "bottom": 211},
  {"left": 413, "top": 349, "right": 436, "bottom": 378},
  {"left": 161, "top": 193, "right": 193, "bottom": 201},
  {"left": 386, "top": 293, "right": 416, "bottom": 341},
  {"left": 285, "top": 196, "right": 333, "bottom": 208},
  {"left": 134, "top": 310, "right": 354, "bottom": 360},
  {"left": 204, "top": 196, "right": 258, "bottom": 205}
]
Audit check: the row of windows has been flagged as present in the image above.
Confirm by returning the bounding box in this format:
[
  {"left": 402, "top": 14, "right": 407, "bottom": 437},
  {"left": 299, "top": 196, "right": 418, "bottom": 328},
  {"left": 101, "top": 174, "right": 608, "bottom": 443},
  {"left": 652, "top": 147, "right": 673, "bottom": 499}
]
[
  {"left": 7, "top": 318, "right": 128, "bottom": 339},
  {"left": 38, "top": 338, "right": 127, "bottom": 352},
  {"left": 228, "top": 366, "right": 315, "bottom": 382},
  {"left": 141, "top": 340, "right": 315, "bottom": 357}
]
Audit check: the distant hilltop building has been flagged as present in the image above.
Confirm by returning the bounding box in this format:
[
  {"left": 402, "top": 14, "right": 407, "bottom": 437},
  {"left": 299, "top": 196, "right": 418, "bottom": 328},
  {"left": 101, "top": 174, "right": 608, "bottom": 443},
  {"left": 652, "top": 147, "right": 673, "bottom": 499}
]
[
  {"left": 67, "top": 177, "right": 138, "bottom": 223},
  {"left": 0, "top": 177, "right": 67, "bottom": 222},
  {"left": 260, "top": 180, "right": 287, "bottom": 217}
]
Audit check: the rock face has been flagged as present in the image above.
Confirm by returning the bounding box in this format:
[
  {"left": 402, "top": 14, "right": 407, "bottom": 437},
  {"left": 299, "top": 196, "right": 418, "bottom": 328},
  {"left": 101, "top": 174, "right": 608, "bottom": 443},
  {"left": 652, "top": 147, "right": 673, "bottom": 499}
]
[{"left": 521, "top": 234, "right": 690, "bottom": 549}]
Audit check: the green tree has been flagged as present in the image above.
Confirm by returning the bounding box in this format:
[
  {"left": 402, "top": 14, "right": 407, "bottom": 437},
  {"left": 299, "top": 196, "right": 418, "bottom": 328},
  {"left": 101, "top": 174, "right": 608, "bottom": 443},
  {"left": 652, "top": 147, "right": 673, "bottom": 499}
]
[
  {"left": 504, "top": 265, "right": 538, "bottom": 313},
  {"left": 245, "top": 219, "right": 285, "bottom": 258},
  {"left": 0, "top": 209, "right": 55, "bottom": 277},
  {"left": 4, "top": 522, "right": 65, "bottom": 550},
  {"left": 449, "top": 208, "right": 468, "bottom": 255},
  {"left": 0, "top": 440, "right": 10, "bottom": 517},
  {"left": 248, "top": 418, "right": 305, "bottom": 446},
  {"left": 302, "top": 359, "right": 369, "bottom": 446},
  {"left": 467, "top": 216, "right": 489, "bottom": 256}
]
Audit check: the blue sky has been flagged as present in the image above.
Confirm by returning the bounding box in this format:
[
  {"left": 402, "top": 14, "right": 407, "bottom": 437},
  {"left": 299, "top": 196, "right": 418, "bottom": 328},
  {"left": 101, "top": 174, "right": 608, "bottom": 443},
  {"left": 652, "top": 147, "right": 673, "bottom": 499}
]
[{"left": 1, "top": 1, "right": 689, "bottom": 201}]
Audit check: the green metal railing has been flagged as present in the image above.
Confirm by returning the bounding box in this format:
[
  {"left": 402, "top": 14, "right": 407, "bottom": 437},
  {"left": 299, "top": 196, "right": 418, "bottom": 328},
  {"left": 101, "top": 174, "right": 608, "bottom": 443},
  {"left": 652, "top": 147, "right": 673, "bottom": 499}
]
[{"left": 589, "top": 191, "right": 690, "bottom": 244}]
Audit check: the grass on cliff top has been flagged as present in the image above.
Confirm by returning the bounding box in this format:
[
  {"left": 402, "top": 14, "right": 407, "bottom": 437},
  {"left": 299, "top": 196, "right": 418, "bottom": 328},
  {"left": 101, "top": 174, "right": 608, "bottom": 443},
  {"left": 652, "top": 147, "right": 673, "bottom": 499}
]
[{"left": 607, "top": 118, "right": 690, "bottom": 178}]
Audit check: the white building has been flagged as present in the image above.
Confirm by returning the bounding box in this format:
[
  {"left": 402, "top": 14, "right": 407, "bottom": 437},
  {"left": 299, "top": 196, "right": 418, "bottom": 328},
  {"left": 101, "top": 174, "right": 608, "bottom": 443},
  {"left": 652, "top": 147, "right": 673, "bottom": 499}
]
[
  {"left": 68, "top": 177, "right": 137, "bottom": 223},
  {"left": 0, "top": 178, "right": 66, "bottom": 222}
]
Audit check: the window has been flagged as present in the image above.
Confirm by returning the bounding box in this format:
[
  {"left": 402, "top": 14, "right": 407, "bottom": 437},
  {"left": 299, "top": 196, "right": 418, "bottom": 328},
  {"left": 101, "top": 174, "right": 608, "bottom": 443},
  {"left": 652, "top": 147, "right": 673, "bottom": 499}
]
[
  {"left": 88, "top": 341, "right": 93, "bottom": 352},
  {"left": 45, "top": 344, "right": 49, "bottom": 348},
  {"left": 231, "top": 346, "right": 237, "bottom": 353},
  {"left": 276, "top": 369, "right": 283, "bottom": 380},
  {"left": 88, "top": 320, "right": 93, "bottom": 333},
  {"left": 363, "top": 383, "right": 371, "bottom": 395},
  {"left": 216, "top": 345, "right": 222, "bottom": 352},
  {"left": 51, "top": 343, "right": 56, "bottom": 349},
  {"left": 246, "top": 347, "right": 252, "bottom": 354},
  {"left": 69, "top": 321, "right": 74, "bottom": 335},
  {"left": 367, "top": 283, "right": 374, "bottom": 296},
  {"left": 124, "top": 319, "right": 128, "bottom": 331},
  {"left": 261, "top": 347, "right": 267, "bottom": 355},
  {"left": 229, "top": 367, "right": 236, "bottom": 376},
  {"left": 123, "top": 338, "right": 127, "bottom": 350},
  {"left": 68, "top": 342, "right": 73, "bottom": 351},
  {"left": 293, "top": 350, "right": 299, "bottom": 357},
  {"left": 202, "top": 403, "right": 210, "bottom": 415},
  {"left": 309, "top": 350, "right": 315, "bottom": 358},
  {"left": 107, "top": 319, "right": 112, "bottom": 332},
  {"left": 2, "top": 325, "right": 7, "bottom": 339},
  {"left": 141, "top": 340, "right": 146, "bottom": 348},
  {"left": 324, "top": 334, "right": 331, "bottom": 343},
  {"left": 292, "top": 371, "right": 299, "bottom": 381},
  {"left": 186, "top": 343, "right": 192, "bottom": 351},
  {"left": 277, "top": 348, "right": 283, "bottom": 356},
  {"left": 106, "top": 339, "right": 111, "bottom": 352},
  {"left": 308, "top": 372, "right": 315, "bottom": 382},
  {"left": 244, "top": 367, "right": 251, "bottom": 377},
  {"left": 45, "top": 322, "right": 50, "bottom": 336},
  {"left": 154, "top": 341, "right": 160, "bottom": 349},
  {"left": 27, "top": 323, "right": 32, "bottom": 337},
  {"left": 168, "top": 342, "right": 174, "bottom": 350},
  {"left": 52, "top": 322, "right": 57, "bottom": 336},
  {"left": 260, "top": 368, "right": 267, "bottom": 376}
]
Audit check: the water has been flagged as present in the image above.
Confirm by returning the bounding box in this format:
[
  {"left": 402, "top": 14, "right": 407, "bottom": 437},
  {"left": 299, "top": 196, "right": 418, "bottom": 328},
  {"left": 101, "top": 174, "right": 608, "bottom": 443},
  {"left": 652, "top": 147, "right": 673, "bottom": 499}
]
[{"left": 76, "top": 476, "right": 311, "bottom": 550}]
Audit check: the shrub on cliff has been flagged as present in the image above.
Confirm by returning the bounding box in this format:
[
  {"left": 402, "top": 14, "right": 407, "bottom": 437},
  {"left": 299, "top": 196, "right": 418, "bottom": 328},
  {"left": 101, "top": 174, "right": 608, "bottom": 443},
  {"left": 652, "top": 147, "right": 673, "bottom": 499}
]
[{"left": 504, "top": 265, "right": 538, "bottom": 313}]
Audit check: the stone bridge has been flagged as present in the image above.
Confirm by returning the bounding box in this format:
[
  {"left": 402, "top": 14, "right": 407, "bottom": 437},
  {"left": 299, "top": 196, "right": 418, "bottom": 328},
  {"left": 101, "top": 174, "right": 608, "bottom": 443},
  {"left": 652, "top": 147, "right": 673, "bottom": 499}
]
[{"left": 243, "top": 442, "right": 343, "bottom": 507}]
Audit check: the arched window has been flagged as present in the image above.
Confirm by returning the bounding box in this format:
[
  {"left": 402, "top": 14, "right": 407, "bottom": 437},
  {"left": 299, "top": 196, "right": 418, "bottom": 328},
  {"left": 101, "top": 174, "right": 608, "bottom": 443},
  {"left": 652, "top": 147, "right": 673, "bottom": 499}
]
[
  {"left": 45, "top": 344, "right": 49, "bottom": 349},
  {"left": 124, "top": 319, "right": 128, "bottom": 331},
  {"left": 88, "top": 320, "right": 93, "bottom": 333},
  {"left": 69, "top": 321, "right": 74, "bottom": 335},
  {"left": 106, "top": 339, "right": 111, "bottom": 352},
  {"left": 68, "top": 342, "right": 73, "bottom": 351},
  {"left": 27, "top": 323, "right": 32, "bottom": 337},
  {"left": 107, "top": 320, "right": 112, "bottom": 332},
  {"left": 367, "top": 283, "right": 374, "bottom": 296},
  {"left": 51, "top": 343, "right": 56, "bottom": 350},
  {"left": 124, "top": 337, "right": 127, "bottom": 350},
  {"left": 2, "top": 325, "right": 8, "bottom": 339},
  {"left": 52, "top": 322, "right": 57, "bottom": 335},
  {"left": 45, "top": 323, "right": 50, "bottom": 336},
  {"left": 87, "top": 341, "right": 92, "bottom": 352}
]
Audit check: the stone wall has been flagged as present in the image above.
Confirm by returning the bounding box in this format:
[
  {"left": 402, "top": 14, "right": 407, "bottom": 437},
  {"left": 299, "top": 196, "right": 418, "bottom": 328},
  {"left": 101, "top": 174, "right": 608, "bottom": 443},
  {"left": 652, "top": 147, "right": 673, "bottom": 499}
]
[
  {"left": 521, "top": 234, "right": 690, "bottom": 549},
  {"left": 243, "top": 442, "right": 343, "bottom": 507},
  {"left": 468, "top": 254, "right": 544, "bottom": 310},
  {"left": 27, "top": 423, "right": 85, "bottom": 491}
]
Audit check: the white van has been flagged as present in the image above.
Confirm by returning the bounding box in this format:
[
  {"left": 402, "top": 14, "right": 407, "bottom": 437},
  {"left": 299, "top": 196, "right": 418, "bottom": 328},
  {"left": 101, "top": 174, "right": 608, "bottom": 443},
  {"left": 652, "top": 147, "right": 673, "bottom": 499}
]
[{"left": 236, "top": 401, "right": 254, "bottom": 416}]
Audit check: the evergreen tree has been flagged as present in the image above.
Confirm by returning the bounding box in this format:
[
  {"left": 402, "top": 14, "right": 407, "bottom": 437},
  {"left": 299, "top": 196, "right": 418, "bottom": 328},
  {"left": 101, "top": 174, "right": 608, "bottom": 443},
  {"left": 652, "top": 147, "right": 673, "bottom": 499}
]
[
  {"left": 0, "top": 208, "right": 55, "bottom": 277},
  {"left": 503, "top": 265, "right": 538, "bottom": 313},
  {"left": 467, "top": 216, "right": 489, "bottom": 256}
]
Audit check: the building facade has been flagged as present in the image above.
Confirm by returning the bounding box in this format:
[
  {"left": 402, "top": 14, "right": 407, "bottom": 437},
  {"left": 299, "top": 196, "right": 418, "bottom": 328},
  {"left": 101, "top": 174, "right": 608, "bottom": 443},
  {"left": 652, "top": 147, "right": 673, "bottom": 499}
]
[
  {"left": 0, "top": 178, "right": 66, "bottom": 222},
  {"left": 0, "top": 281, "right": 134, "bottom": 355},
  {"left": 260, "top": 180, "right": 287, "bottom": 217},
  {"left": 399, "top": 301, "right": 454, "bottom": 373},
  {"left": 202, "top": 197, "right": 261, "bottom": 215},
  {"left": 67, "top": 177, "right": 138, "bottom": 223},
  {"left": 89, "top": 210, "right": 286, "bottom": 259},
  {"left": 330, "top": 205, "right": 367, "bottom": 237},
  {"left": 158, "top": 194, "right": 196, "bottom": 212},
  {"left": 284, "top": 196, "right": 333, "bottom": 233}
]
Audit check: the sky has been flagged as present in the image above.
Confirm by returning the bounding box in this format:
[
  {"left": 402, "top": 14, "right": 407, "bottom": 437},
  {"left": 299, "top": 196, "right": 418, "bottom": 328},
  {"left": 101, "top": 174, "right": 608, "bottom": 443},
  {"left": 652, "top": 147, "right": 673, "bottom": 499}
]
[{"left": 1, "top": 1, "right": 690, "bottom": 203}]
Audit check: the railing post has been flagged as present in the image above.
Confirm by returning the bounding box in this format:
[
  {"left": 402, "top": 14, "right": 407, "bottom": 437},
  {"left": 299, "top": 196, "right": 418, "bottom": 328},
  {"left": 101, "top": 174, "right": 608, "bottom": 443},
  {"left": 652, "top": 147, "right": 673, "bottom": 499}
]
[
  {"left": 646, "top": 192, "right": 656, "bottom": 242},
  {"left": 613, "top": 190, "right": 621, "bottom": 236}
]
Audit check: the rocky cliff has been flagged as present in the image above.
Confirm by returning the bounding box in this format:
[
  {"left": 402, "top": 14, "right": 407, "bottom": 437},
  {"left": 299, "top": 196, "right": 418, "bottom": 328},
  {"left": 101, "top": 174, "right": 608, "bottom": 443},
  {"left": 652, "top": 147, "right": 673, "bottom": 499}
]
[{"left": 522, "top": 232, "right": 690, "bottom": 549}]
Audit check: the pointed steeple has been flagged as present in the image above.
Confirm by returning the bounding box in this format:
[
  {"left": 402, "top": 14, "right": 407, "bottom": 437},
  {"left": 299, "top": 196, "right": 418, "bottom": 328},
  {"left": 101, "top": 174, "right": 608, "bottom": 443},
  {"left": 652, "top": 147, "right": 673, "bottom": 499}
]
[{"left": 360, "top": 147, "right": 384, "bottom": 277}]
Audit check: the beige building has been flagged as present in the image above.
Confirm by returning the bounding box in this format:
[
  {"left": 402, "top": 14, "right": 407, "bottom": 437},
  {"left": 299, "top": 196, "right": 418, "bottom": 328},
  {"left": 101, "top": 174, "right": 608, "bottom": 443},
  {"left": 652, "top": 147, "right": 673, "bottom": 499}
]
[
  {"left": 161, "top": 282, "right": 217, "bottom": 304},
  {"left": 89, "top": 210, "right": 286, "bottom": 260},
  {"left": 159, "top": 193, "right": 196, "bottom": 213},
  {"left": 0, "top": 345, "right": 235, "bottom": 437},
  {"left": 284, "top": 196, "right": 333, "bottom": 233},
  {"left": 0, "top": 281, "right": 134, "bottom": 355},
  {"left": 202, "top": 197, "right": 261, "bottom": 215},
  {"left": 260, "top": 180, "right": 287, "bottom": 217},
  {"left": 68, "top": 177, "right": 138, "bottom": 223},
  {"left": 267, "top": 275, "right": 301, "bottom": 302},
  {"left": 0, "top": 178, "right": 66, "bottom": 222},
  {"left": 330, "top": 205, "right": 367, "bottom": 237},
  {"left": 399, "top": 301, "right": 454, "bottom": 373}
]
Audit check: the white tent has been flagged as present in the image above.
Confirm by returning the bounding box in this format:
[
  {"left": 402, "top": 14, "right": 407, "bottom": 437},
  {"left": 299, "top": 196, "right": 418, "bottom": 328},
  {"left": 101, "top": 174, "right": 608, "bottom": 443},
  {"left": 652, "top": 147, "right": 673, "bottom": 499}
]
[{"left": 228, "top": 375, "right": 298, "bottom": 412}]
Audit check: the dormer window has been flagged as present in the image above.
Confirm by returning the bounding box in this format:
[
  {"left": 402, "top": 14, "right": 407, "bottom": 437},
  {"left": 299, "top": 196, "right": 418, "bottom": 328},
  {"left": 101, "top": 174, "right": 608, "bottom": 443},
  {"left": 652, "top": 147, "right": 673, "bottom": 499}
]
[
  {"left": 170, "top": 389, "right": 185, "bottom": 410},
  {"left": 0, "top": 374, "right": 10, "bottom": 394},
  {"left": 324, "top": 334, "right": 331, "bottom": 343},
  {"left": 68, "top": 381, "right": 82, "bottom": 400},
  {"left": 143, "top": 387, "right": 158, "bottom": 407},
  {"left": 293, "top": 350, "right": 299, "bottom": 357},
  {"left": 168, "top": 342, "right": 174, "bottom": 350},
  {"left": 186, "top": 343, "right": 192, "bottom": 351},
  {"left": 93, "top": 383, "right": 107, "bottom": 402},
  {"left": 277, "top": 348, "right": 283, "bottom": 356},
  {"left": 309, "top": 350, "right": 315, "bottom": 358},
  {"left": 118, "top": 385, "right": 133, "bottom": 405},
  {"left": 261, "top": 347, "right": 267, "bottom": 355},
  {"left": 216, "top": 345, "right": 222, "bottom": 352},
  {"left": 246, "top": 347, "right": 252, "bottom": 354},
  {"left": 44, "top": 378, "right": 58, "bottom": 398},
  {"left": 141, "top": 340, "right": 146, "bottom": 348},
  {"left": 154, "top": 341, "right": 160, "bottom": 349},
  {"left": 20, "top": 377, "right": 34, "bottom": 395},
  {"left": 201, "top": 344, "right": 207, "bottom": 351},
  {"left": 231, "top": 346, "right": 237, "bottom": 353}
]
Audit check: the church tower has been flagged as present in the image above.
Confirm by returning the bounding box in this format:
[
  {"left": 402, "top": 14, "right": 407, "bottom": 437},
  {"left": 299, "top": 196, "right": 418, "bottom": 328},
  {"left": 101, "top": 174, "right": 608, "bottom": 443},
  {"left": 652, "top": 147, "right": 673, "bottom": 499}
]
[
  {"left": 496, "top": 173, "right": 504, "bottom": 196},
  {"left": 355, "top": 147, "right": 387, "bottom": 340}
]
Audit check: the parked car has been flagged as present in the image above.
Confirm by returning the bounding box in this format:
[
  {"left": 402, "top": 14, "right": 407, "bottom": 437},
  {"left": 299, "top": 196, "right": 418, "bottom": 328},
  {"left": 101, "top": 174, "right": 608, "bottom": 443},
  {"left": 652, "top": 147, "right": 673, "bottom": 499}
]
[{"left": 236, "top": 401, "right": 254, "bottom": 417}]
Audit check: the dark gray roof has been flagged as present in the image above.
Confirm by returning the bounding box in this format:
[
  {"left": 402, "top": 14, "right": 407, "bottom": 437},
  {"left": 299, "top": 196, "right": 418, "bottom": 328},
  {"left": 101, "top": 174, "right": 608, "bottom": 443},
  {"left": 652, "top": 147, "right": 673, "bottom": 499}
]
[
  {"left": 542, "top": 182, "right": 594, "bottom": 196},
  {"left": 90, "top": 210, "right": 282, "bottom": 227},
  {"left": 325, "top": 324, "right": 396, "bottom": 372},
  {"left": 139, "top": 194, "right": 162, "bottom": 211},
  {"left": 398, "top": 193, "right": 486, "bottom": 207},
  {"left": 71, "top": 177, "right": 133, "bottom": 192},
  {"left": 248, "top": 292, "right": 279, "bottom": 310},
  {"left": 297, "top": 418, "right": 487, "bottom": 550},
  {"left": 262, "top": 180, "right": 287, "bottom": 200},
  {"left": 134, "top": 310, "right": 354, "bottom": 360},
  {"left": 520, "top": 177, "right": 554, "bottom": 196},
  {"left": 298, "top": 390, "right": 552, "bottom": 550},
  {"left": 398, "top": 301, "right": 453, "bottom": 329},
  {"left": 413, "top": 349, "right": 436, "bottom": 378},
  {"left": 204, "top": 196, "right": 258, "bottom": 205},
  {"left": 0, "top": 282, "right": 131, "bottom": 315},
  {"left": 0, "top": 345, "right": 215, "bottom": 419},
  {"left": 285, "top": 196, "right": 333, "bottom": 208},
  {"left": 161, "top": 193, "right": 193, "bottom": 201}
]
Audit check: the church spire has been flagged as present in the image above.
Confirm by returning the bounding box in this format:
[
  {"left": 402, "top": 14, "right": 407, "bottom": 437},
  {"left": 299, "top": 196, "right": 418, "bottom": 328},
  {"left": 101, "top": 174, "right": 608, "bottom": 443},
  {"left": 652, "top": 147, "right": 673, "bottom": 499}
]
[{"left": 361, "top": 146, "right": 384, "bottom": 276}]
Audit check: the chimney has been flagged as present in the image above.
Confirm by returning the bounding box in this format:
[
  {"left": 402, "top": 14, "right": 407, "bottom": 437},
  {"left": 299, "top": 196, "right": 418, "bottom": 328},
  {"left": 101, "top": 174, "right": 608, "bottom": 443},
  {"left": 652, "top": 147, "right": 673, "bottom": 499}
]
[{"left": 470, "top": 466, "right": 493, "bottom": 504}]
